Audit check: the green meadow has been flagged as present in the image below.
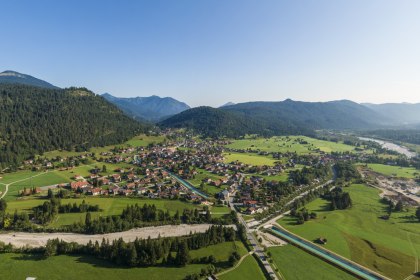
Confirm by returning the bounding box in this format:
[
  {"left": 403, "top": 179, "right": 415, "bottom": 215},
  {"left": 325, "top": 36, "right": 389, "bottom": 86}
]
[
  {"left": 0, "top": 241, "right": 247, "bottom": 280},
  {"left": 366, "top": 163, "right": 419, "bottom": 178},
  {"left": 219, "top": 254, "right": 266, "bottom": 280},
  {"left": 0, "top": 162, "right": 133, "bottom": 201},
  {"left": 227, "top": 136, "right": 362, "bottom": 155},
  {"left": 187, "top": 169, "right": 225, "bottom": 196},
  {"left": 223, "top": 152, "right": 278, "bottom": 166},
  {"left": 277, "top": 184, "right": 420, "bottom": 280},
  {"left": 6, "top": 197, "right": 201, "bottom": 227},
  {"left": 268, "top": 245, "right": 356, "bottom": 280},
  {"left": 42, "top": 134, "right": 166, "bottom": 159}
]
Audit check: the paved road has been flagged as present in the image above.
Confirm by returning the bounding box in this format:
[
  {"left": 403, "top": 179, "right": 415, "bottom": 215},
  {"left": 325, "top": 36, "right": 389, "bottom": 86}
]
[{"left": 229, "top": 176, "right": 279, "bottom": 280}]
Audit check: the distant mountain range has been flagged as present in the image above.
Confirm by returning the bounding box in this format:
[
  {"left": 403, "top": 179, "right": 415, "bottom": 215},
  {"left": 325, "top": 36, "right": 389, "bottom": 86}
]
[
  {"left": 363, "top": 103, "right": 420, "bottom": 125},
  {"left": 159, "top": 99, "right": 390, "bottom": 137},
  {"left": 102, "top": 93, "right": 190, "bottom": 122},
  {"left": 0, "top": 70, "right": 59, "bottom": 89},
  {"left": 1, "top": 70, "right": 420, "bottom": 140}
]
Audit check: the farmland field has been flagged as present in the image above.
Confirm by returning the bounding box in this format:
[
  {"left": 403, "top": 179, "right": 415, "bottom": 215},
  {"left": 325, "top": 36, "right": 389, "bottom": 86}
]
[
  {"left": 0, "top": 241, "right": 247, "bottom": 280},
  {"left": 227, "top": 136, "right": 361, "bottom": 155},
  {"left": 277, "top": 184, "right": 420, "bottom": 279},
  {"left": 219, "top": 254, "right": 266, "bottom": 280},
  {"left": 42, "top": 134, "right": 166, "bottom": 159},
  {"left": 366, "top": 163, "right": 419, "bottom": 178},
  {"left": 6, "top": 197, "right": 201, "bottom": 227},
  {"left": 223, "top": 152, "right": 278, "bottom": 166},
  {"left": 268, "top": 245, "right": 356, "bottom": 280}
]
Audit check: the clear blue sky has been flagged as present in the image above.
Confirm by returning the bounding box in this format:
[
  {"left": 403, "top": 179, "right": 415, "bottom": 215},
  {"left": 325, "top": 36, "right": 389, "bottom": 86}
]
[{"left": 1, "top": 0, "right": 419, "bottom": 107}]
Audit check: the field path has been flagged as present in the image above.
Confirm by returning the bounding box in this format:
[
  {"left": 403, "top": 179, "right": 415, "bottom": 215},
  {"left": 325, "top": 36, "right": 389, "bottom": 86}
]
[
  {"left": 0, "top": 163, "right": 97, "bottom": 199},
  {"left": 216, "top": 252, "right": 254, "bottom": 277},
  {"left": 0, "top": 171, "right": 49, "bottom": 199},
  {"left": 0, "top": 224, "right": 228, "bottom": 248}
]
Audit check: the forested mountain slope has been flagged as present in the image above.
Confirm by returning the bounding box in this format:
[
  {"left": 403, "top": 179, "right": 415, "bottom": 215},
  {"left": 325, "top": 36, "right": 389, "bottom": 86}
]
[
  {"left": 0, "top": 84, "right": 146, "bottom": 167},
  {"left": 223, "top": 99, "right": 387, "bottom": 130},
  {"left": 158, "top": 106, "right": 314, "bottom": 138},
  {"left": 0, "top": 70, "right": 59, "bottom": 89}
]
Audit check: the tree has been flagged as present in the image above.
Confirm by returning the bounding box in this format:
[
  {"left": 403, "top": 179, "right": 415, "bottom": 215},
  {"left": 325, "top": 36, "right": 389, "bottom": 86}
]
[
  {"left": 47, "top": 189, "right": 54, "bottom": 199},
  {"left": 175, "top": 240, "right": 190, "bottom": 266},
  {"left": 0, "top": 199, "right": 7, "bottom": 213},
  {"left": 394, "top": 200, "right": 403, "bottom": 212},
  {"left": 416, "top": 207, "right": 420, "bottom": 222},
  {"left": 85, "top": 212, "right": 92, "bottom": 227},
  {"left": 127, "top": 244, "right": 137, "bottom": 266},
  {"left": 102, "top": 165, "right": 107, "bottom": 173}
]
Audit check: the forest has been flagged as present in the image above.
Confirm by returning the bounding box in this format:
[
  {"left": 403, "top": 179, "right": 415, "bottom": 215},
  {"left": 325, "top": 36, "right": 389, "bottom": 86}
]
[{"left": 0, "top": 84, "right": 146, "bottom": 168}]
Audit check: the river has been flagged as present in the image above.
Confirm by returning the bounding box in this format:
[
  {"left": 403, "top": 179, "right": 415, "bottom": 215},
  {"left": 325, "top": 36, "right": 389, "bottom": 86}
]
[{"left": 358, "top": 137, "right": 417, "bottom": 158}]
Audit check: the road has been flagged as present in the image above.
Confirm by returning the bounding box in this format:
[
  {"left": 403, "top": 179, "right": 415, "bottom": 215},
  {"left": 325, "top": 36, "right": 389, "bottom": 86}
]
[
  {"left": 229, "top": 179, "right": 279, "bottom": 280},
  {"left": 259, "top": 179, "right": 334, "bottom": 229}
]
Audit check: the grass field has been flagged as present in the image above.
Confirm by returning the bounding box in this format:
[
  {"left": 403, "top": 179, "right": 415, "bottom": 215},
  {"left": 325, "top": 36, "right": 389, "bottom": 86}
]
[
  {"left": 6, "top": 197, "right": 201, "bottom": 227},
  {"left": 223, "top": 152, "right": 278, "bottom": 166},
  {"left": 268, "top": 245, "right": 357, "bottom": 280},
  {"left": 366, "top": 163, "right": 419, "bottom": 178},
  {"left": 0, "top": 241, "right": 246, "bottom": 280},
  {"left": 42, "top": 134, "right": 166, "bottom": 159},
  {"left": 219, "top": 254, "right": 266, "bottom": 280},
  {"left": 0, "top": 162, "right": 133, "bottom": 201},
  {"left": 227, "top": 136, "right": 362, "bottom": 155},
  {"left": 187, "top": 169, "right": 225, "bottom": 196},
  {"left": 277, "top": 184, "right": 420, "bottom": 279}
]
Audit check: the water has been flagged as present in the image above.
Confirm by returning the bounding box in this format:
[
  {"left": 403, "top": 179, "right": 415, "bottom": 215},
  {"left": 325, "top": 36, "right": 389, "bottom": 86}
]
[{"left": 359, "top": 137, "right": 417, "bottom": 158}]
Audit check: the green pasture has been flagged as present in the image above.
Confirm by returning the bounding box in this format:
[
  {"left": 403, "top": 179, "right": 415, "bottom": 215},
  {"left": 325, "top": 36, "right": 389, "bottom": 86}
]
[
  {"left": 227, "top": 136, "right": 362, "bottom": 155},
  {"left": 268, "top": 245, "right": 356, "bottom": 280},
  {"left": 223, "top": 152, "right": 278, "bottom": 166},
  {"left": 0, "top": 241, "right": 245, "bottom": 280},
  {"left": 366, "top": 163, "right": 419, "bottom": 178},
  {"left": 277, "top": 184, "right": 420, "bottom": 279}
]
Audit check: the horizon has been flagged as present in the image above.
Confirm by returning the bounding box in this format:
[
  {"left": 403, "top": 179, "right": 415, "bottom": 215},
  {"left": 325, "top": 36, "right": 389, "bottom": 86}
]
[
  {"left": 2, "top": 68, "right": 420, "bottom": 107},
  {"left": 1, "top": 0, "right": 420, "bottom": 106}
]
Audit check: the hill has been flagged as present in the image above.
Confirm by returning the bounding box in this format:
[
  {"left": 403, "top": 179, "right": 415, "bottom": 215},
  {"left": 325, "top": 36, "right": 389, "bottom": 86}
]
[
  {"left": 0, "top": 84, "right": 146, "bottom": 168},
  {"left": 0, "top": 70, "right": 59, "bottom": 89},
  {"left": 159, "top": 99, "right": 387, "bottom": 137},
  {"left": 223, "top": 99, "right": 387, "bottom": 130},
  {"left": 158, "top": 106, "right": 313, "bottom": 138},
  {"left": 363, "top": 103, "right": 420, "bottom": 125},
  {"left": 102, "top": 93, "right": 190, "bottom": 122}
]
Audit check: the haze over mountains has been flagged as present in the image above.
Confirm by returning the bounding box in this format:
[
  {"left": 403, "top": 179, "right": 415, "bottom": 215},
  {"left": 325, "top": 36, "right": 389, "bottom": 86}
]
[
  {"left": 1, "top": 70, "right": 419, "bottom": 141},
  {"left": 102, "top": 93, "right": 190, "bottom": 122}
]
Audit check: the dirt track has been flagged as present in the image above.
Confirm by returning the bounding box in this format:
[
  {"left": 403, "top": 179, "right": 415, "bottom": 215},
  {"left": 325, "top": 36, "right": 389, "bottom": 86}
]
[{"left": 0, "top": 224, "right": 221, "bottom": 248}]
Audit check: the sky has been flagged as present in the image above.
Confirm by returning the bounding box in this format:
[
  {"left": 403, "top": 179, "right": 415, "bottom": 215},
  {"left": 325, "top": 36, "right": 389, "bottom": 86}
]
[{"left": 1, "top": 0, "right": 419, "bottom": 107}]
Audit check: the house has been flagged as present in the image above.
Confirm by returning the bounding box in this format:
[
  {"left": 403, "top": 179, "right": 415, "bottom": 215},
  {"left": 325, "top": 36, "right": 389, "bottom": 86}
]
[
  {"left": 243, "top": 200, "right": 258, "bottom": 207},
  {"left": 70, "top": 181, "right": 89, "bottom": 190},
  {"left": 111, "top": 174, "right": 121, "bottom": 182},
  {"left": 245, "top": 207, "right": 256, "bottom": 215},
  {"left": 218, "top": 190, "right": 230, "bottom": 201},
  {"left": 88, "top": 187, "right": 102, "bottom": 196}
]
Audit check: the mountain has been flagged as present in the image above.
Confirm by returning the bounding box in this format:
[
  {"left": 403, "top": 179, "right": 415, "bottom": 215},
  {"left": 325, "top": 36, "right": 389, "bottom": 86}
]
[
  {"left": 159, "top": 99, "right": 389, "bottom": 138},
  {"left": 0, "top": 70, "right": 59, "bottom": 89},
  {"left": 0, "top": 84, "right": 146, "bottom": 167},
  {"left": 159, "top": 106, "right": 314, "bottom": 138},
  {"left": 363, "top": 103, "right": 420, "bottom": 125},
  {"left": 223, "top": 99, "right": 388, "bottom": 130},
  {"left": 219, "top": 102, "right": 235, "bottom": 107},
  {"left": 102, "top": 93, "right": 190, "bottom": 122}
]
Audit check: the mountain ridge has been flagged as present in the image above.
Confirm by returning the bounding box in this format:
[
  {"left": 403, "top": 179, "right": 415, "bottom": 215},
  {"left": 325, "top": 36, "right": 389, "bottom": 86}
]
[
  {"left": 0, "top": 70, "right": 59, "bottom": 89},
  {"left": 102, "top": 93, "right": 190, "bottom": 122}
]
